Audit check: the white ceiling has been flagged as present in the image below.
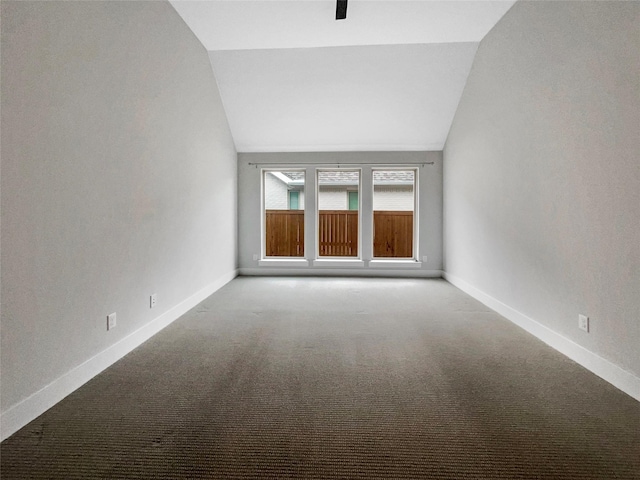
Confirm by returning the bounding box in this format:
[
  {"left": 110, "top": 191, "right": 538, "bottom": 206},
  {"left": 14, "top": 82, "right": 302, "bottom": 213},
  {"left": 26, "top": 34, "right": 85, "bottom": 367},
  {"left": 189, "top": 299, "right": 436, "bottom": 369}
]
[
  {"left": 171, "top": 1, "right": 516, "bottom": 51},
  {"left": 209, "top": 43, "right": 478, "bottom": 152},
  {"left": 170, "top": 0, "right": 516, "bottom": 152}
]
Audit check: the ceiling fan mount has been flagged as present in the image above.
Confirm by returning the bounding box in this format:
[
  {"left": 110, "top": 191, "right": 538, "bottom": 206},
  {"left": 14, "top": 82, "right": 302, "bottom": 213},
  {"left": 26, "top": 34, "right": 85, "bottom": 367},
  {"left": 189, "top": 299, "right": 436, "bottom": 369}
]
[{"left": 336, "top": 0, "right": 347, "bottom": 20}]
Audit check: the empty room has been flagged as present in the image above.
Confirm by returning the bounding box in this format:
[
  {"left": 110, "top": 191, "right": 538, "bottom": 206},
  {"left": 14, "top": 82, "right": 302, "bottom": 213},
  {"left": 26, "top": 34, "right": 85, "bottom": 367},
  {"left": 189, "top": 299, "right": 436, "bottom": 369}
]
[{"left": 1, "top": 0, "right": 638, "bottom": 478}]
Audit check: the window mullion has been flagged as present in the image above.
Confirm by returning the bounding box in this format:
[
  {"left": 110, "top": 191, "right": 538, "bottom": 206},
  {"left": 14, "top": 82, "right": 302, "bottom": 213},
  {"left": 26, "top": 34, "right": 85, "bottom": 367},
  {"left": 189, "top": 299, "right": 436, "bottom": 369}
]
[
  {"left": 360, "top": 167, "right": 374, "bottom": 262},
  {"left": 305, "top": 166, "right": 317, "bottom": 261}
]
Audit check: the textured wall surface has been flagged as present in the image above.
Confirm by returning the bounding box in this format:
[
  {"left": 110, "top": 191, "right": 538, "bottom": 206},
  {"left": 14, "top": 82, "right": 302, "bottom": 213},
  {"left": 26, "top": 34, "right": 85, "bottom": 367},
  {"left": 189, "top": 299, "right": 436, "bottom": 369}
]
[
  {"left": 444, "top": 1, "right": 640, "bottom": 377},
  {"left": 374, "top": 186, "right": 414, "bottom": 211},
  {"left": 1, "top": 1, "right": 237, "bottom": 411},
  {"left": 264, "top": 173, "right": 289, "bottom": 209},
  {"left": 318, "top": 187, "right": 348, "bottom": 210}
]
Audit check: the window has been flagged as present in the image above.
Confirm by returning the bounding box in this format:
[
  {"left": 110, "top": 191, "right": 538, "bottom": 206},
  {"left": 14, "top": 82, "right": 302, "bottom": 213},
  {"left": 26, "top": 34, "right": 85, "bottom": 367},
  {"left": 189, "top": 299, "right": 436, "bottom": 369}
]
[
  {"left": 289, "top": 191, "right": 299, "bottom": 210},
  {"left": 318, "top": 170, "right": 360, "bottom": 257},
  {"left": 263, "top": 170, "right": 305, "bottom": 257},
  {"left": 372, "top": 169, "right": 416, "bottom": 258},
  {"left": 348, "top": 191, "right": 358, "bottom": 210},
  {"left": 260, "top": 165, "right": 419, "bottom": 264}
]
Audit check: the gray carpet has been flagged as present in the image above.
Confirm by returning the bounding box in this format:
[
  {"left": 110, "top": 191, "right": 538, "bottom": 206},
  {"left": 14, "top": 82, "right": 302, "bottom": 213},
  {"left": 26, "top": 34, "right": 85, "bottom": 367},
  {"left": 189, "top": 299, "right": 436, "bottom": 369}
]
[{"left": 2, "top": 277, "right": 639, "bottom": 479}]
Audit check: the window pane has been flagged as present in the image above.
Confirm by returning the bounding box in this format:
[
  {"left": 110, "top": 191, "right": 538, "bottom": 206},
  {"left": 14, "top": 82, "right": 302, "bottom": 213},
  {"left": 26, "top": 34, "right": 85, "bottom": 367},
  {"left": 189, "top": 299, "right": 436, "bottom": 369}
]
[
  {"left": 289, "top": 191, "right": 299, "bottom": 210},
  {"left": 348, "top": 191, "right": 358, "bottom": 210},
  {"left": 373, "top": 170, "right": 415, "bottom": 258},
  {"left": 318, "top": 170, "right": 359, "bottom": 257},
  {"left": 264, "top": 171, "right": 305, "bottom": 257}
]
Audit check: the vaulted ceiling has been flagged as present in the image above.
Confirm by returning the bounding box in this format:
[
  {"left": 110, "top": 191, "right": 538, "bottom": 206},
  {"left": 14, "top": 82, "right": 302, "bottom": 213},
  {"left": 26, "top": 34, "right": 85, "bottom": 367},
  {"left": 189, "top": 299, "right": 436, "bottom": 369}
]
[{"left": 170, "top": 0, "right": 516, "bottom": 152}]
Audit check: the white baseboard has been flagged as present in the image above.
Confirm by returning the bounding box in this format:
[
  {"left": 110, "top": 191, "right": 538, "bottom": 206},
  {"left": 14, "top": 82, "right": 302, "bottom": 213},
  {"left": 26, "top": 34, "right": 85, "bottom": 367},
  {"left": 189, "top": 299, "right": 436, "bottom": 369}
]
[
  {"left": 239, "top": 268, "right": 443, "bottom": 278},
  {"left": 1, "top": 269, "right": 238, "bottom": 441},
  {"left": 443, "top": 272, "right": 640, "bottom": 402}
]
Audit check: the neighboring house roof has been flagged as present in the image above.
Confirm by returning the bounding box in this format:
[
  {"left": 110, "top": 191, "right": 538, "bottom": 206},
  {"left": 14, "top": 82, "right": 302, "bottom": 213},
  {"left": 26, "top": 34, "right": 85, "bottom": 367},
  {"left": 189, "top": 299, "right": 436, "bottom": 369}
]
[
  {"left": 284, "top": 172, "right": 305, "bottom": 182},
  {"left": 318, "top": 171, "right": 360, "bottom": 186},
  {"left": 273, "top": 170, "right": 414, "bottom": 187},
  {"left": 373, "top": 170, "right": 414, "bottom": 186}
]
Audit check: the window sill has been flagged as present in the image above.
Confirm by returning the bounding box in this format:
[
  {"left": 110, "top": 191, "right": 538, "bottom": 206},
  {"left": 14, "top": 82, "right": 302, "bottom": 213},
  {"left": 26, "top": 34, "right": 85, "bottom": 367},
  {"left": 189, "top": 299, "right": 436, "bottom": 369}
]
[
  {"left": 368, "top": 260, "right": 422, "bottom": 269},
  {"left": 312, "top": 259, "right": 365, "bottom": 268},
  {"left": 258, "top": 259, "right": 309, "bottom": 267}
]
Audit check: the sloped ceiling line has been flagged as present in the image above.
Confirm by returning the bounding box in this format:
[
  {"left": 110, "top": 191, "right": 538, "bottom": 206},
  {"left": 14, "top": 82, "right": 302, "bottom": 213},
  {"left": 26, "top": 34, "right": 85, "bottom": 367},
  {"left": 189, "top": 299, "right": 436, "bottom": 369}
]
[{"left": 170, "top": 1, "right": 516, "bottom": 152}]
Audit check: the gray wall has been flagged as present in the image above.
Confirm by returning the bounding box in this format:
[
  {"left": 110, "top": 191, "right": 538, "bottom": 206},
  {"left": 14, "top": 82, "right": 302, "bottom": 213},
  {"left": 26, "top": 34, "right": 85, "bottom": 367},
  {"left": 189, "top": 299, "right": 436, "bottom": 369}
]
[
  {"left": 1, "top": 1, "right": 237, "bottom": 411},
  {"left": 444, "top": 1, "right": 640, "bottom": 377},
  {"left": 238, "top": 151, "right": 442, "bottom": 272}
]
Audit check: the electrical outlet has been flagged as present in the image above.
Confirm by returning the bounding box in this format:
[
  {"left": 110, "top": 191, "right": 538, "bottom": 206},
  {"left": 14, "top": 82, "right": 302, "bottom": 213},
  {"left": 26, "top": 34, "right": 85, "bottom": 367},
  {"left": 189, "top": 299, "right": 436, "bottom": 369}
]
[
  {"left": 422, "top": 256, "right": 428, "bottom": 263},
  {"left": 578, "top": 314, "right": 589, "bottom": 333},
  {"left": 107, "top": 313, "right": 117, "bottom": 331},
  {"left": 150, "top": 293, "right": 157, "bottom": 308},
  {"left": 253, "top": 253, "right": 259, "bottom": 261}
]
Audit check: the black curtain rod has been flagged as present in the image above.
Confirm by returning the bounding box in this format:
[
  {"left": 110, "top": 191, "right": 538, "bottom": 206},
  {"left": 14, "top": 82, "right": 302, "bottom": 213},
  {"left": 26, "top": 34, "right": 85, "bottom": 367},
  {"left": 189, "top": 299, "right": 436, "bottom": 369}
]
[{"left": 248, "top": 162, "right": 434, "bottom": 167}]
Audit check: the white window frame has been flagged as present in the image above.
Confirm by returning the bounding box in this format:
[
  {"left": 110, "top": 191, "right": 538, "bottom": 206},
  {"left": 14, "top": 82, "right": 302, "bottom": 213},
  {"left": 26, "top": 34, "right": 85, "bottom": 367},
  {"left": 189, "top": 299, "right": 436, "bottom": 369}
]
[
  {"left": 260, "top": 168, "right": 309, "bottom": 265},
  {"left": 369, "top": 167, "right": 420, "bottom": 266},
  {"left": 314, "top": 168, "right": 362, "bottom": 264},
  {"left": 258, "top": 164, "right": 422, "bottom": 269}
]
